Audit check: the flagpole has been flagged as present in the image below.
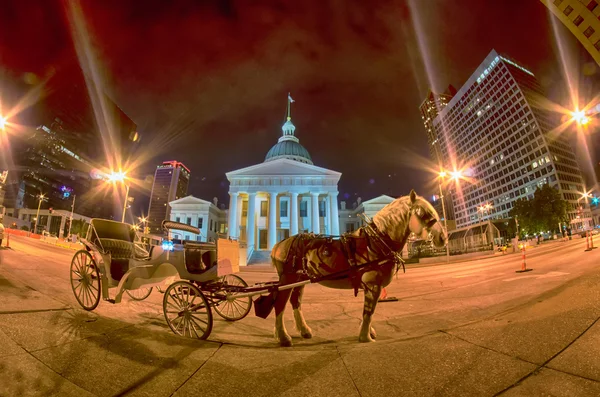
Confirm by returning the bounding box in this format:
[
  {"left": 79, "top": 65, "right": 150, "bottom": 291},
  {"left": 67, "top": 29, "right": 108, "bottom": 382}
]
[{"left": 287, "top": 92, "right": 291, "bottom": 120}]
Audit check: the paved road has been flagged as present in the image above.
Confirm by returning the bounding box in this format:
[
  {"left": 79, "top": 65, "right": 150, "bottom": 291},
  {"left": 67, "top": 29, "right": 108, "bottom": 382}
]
[{"left": 0, "top": 234, "right": 599, "bottom": 396}]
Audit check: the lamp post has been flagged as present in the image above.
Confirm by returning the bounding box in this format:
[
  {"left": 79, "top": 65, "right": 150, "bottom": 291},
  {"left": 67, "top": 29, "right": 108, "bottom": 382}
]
[
  {"left": 67, "top": 194, "right": 76, "bottom": 239},
  {"left": 33, "top": 194, "right": 46, "bottom": 234},
  {"left": 107, "top": 171, "right": 129, "bottom": 223},
  {"left": 437, "top": 172, "right": 450, "bottom": 263}
]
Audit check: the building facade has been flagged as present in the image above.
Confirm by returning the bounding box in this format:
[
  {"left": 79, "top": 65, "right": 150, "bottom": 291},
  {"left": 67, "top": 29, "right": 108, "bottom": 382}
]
[
  {"left": 226, "top": 111, "right": 341, "bottom": 259},
  {"left": 420, "top": 85, "right": 457, "bottom": 165},
  {"left": 147, "top": 161, "right": 190, "bottom": 234},
  {"left": 168, "top": 196, "right": 226, "bottom": 242},
  {"left": 433, "top": 49, "right": 589, "bottom": 230},
  {"left": 541, "top": 0, "right": 600, "bottom": 66}
]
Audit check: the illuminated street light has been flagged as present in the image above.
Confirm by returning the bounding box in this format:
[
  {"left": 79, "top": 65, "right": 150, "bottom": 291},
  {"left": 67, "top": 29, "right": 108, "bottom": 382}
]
[
  {"left": 106, "top": 171, "right": 130, "bottom": 223},
  {"left": 437, "top": 170, "right": 451, "bottom": 263},
  {"left": 449, "top": 170, "right": 462, "bottom": 180},
  {"left": 33, "top": 194, "right": 47, "bottom": 234},
  {"left": 0, "top": 115, "right": 6, "bottom": 130},
  {"left": 571, "top": 110, "right": 590, "bottom": 126}
]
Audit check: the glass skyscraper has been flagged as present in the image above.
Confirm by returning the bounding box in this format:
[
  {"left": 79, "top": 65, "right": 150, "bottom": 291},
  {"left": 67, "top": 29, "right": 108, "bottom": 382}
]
[{"left": 433, "top": 49, "right": 589, "bottom": 230}]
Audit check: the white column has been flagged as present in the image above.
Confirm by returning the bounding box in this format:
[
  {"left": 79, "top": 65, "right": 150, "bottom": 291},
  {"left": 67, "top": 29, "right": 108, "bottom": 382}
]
[
  {"left": 290, "top": 192, "right": 299, "bottom": 235},
  {"left": 325, "top": 195, "right": 331, "bottom": 234},
  {"left": 236, "top": 194, "right": 243, "bottom": 237},
  {"left": 247, "top": 193, "right": 257, "bottom": 249},
  {"left": 268, "top": 192, "right": 277, "bottom": 250},
  {"left": 227, "top": 192, "right": 239, "bottom": 238},
  {"left": 329, "top": 191, "right": 340, "bottom": 235},
  {"left": 311, "top": 192, "right": 320, "bottom": 234}
]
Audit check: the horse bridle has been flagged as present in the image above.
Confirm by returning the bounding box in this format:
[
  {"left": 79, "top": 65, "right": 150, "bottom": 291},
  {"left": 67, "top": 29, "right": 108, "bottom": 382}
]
[{"left": 410, "top": 205, "right": 439, "bottom": 243}]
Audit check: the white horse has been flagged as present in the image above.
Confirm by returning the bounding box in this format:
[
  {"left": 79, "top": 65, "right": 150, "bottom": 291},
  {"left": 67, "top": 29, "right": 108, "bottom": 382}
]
[{"left": 269, "top": 190, "right": 447, "bottom": 346}]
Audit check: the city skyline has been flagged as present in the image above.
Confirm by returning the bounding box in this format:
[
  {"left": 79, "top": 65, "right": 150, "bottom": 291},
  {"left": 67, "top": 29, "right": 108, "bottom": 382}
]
[{"left": 1, "top": 1, "right": 599, "bottom": 208}]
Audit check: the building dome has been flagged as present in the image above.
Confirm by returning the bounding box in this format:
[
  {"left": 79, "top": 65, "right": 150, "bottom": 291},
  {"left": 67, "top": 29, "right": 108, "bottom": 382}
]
[
  {"left": 265, "top": 139, "right": 313, "bottom": 164},
  {"left": 264, "top": 114, "right": 313, "bottom": 165}
]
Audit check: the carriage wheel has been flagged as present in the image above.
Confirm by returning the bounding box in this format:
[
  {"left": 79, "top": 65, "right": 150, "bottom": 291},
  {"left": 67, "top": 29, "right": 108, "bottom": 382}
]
[
  {"left": 70, "top": 250, "right": 101, "bottom": 311},
  {"left": 125, "top": 287, "right": 153, "bottom": 301},
  {"left": 213, "top": 274, "right": 252, "bottom": 321},
  {"left": 163, "top": 281, "right": 213, "bottom": 340}
]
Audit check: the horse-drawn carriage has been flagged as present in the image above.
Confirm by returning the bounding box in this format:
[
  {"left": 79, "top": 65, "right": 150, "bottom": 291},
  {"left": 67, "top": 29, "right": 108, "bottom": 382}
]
[
  {"left": 70, "top": 218, "right": 253, "bottom": 338},
  {"left": 69, "top": 191, "right": 446, "bottom": 345}
]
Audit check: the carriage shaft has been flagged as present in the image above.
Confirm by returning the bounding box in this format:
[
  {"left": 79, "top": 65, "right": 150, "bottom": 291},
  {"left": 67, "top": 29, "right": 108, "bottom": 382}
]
[{"left": 226, "top": 279, "right": 311, "bottom": 301}]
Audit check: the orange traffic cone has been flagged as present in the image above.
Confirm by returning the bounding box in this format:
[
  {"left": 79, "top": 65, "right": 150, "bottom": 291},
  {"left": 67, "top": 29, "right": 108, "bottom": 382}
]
[
  {"left": 516, "top": 244, "right": 532, "bottom": 273},
  {"left": 585, "top": 231, "right": 592, "bottom": 252}
]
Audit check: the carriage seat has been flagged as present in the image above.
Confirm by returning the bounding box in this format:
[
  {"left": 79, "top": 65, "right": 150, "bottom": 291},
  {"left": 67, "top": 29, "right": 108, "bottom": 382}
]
[
  {"left": 99, "top": 238, "right": 150, "bottom": 260},
  {"left": 184, "top": 241, "right": 217, "bottom": 274}
]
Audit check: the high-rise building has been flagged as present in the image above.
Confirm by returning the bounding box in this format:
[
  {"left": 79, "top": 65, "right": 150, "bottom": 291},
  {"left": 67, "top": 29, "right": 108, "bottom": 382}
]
[
  {"left": 420, "top": 85, "right": 457, "bottom": 222},
  {"left": 420, "top": 85, "right": 457, "bottom": 165},
  {"left": 433, "top": 49, "right": 589, "bottom": 230},
  {"left": 540, "top": 0, "right": 600, "bottom": 66},
  {"left": 147, "top": 161, "right": 191, "bottom": 234}
]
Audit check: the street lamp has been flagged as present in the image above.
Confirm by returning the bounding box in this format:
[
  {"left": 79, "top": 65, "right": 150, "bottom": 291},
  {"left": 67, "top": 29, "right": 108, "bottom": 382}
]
[
  {"left": 437, "top": 169, "right": 462, "bottom": 262},
  {"left": 138, "top": 216, "right": 148, "bottom": 233},
  {"left": 0, "top": 115, "right": 6, "bottom": 130},
  {"left": 33, "top": 193, "right": 47, "bottom": 234},
  {"left": 107, "top": 171, "right": 129, "bottom": 223},
  {"left": 477, "top": 203, "right": 493, "bottom": 248},
  {"left": 571, "top": 110, "right": 590, "bottom": 126}
]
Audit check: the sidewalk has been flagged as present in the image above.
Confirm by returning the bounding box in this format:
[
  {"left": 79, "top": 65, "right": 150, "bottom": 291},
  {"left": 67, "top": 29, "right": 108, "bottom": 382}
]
[{"left": 1, "top": 254, "right": 600, "bottom": 396}]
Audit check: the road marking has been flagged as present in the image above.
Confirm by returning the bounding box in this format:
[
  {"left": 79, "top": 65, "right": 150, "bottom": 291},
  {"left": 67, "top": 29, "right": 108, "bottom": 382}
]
[{"left": 503, "top": 271, "right": 569, "bottom": 282}]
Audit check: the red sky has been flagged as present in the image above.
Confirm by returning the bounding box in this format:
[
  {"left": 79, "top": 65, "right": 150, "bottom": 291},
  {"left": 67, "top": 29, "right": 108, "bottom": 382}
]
[{"left": 1, "top": 0, "right": 597, "bottom": 207}]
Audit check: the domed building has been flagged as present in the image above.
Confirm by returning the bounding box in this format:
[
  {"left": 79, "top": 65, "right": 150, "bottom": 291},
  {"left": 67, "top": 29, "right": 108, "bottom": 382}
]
[{"left": 225, "top": 96, "right": 341, "bottom": 261}]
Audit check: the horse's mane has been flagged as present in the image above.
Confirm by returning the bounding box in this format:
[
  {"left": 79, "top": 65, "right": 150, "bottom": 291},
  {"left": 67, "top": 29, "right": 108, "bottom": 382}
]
[{"left": 372, "top": 196, "right": 412, "bottom": 236}]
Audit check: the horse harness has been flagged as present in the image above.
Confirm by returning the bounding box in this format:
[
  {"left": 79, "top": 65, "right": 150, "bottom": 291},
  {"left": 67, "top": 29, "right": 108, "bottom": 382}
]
[{"left": 282, "top": 202, "right": 438, "bottom": 296}]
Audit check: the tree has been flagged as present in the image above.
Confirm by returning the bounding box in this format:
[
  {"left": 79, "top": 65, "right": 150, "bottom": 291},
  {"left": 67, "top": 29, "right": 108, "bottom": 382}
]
[
  {"left": 509, "top": 184, "right": 568, "bottom": 238},
  {"left": 532, "top": 184, "right": 569, "bottom": 233}
]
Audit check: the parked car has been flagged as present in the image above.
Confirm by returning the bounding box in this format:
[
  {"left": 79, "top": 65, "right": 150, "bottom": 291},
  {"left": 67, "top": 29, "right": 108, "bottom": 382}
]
[{"left": 0, "top": 222, "right": 4, "bottom": 246}]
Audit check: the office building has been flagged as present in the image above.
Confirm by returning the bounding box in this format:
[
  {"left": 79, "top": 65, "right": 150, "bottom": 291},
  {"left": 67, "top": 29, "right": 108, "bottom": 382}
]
[
  {"left": 433, "top": 49, "right": 589, "bottom": 230},
  {"left": 420, "top": 85, "right": 457, "bottom": 165},
  {"left": 420, "top": 86, "right": 457, "bottom": 222},
  {"left": 541, "top": 0, "right": 600, "bottom": 66},
  {"left": 147, "top": 161, "right": 190, "bottom": 234}
]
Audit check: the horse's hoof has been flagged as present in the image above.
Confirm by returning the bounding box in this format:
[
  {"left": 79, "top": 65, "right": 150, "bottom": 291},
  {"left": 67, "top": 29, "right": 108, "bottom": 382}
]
[
  {"left": 300, "top": 327, "right": 313, "bottom": 339},
  {"left": 370, "top": 327, "right": 377, "bottom": 339},
  {"left": 358, "top": 335, "right": 375, "bottom": 343},
  {"left": 279, "top": 337, "right": 293, "bottom": 347}
]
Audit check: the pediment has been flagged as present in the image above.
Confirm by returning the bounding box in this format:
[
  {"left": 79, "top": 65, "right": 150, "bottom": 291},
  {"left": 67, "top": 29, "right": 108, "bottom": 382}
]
[
  {"left": 362, "top": 195, "right": 396, "bottom": 206},
  {"left": 169, "top": 195, "right": 213, "bottom": 206},
  {"left": 226, "top": 158, "right": 341, "bottom": 179}
]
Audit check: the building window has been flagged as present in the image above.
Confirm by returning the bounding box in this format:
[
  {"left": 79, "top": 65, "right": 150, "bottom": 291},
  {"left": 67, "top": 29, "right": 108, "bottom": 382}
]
[
  {"left": 346, "top": 223, "right": 355, "bottom": 233},
  {"left": 176, "top": 217, "right": 181, "bottom": 223},
  {"left": 563, "top": 5, "right": 573, "bottom": 16},
  {"left": 198, "top": 218, "right": 203, "bottom": 229},
  {"left": 260, "top": 201, "right": 268, "bottom": 217},
  {"left": 280, "top": 200, "right": 288, "bottom": 217},
  {"left": 588, "top": 1, "right": 598, "bottom": 12},
  {"left": 573, "top": 15, "right": 584, "bottom": 26},
  {"left": 186, "top": 217, "right": 191, "bottom": 225},
  {"left": 300, "top": 201, "right": 308, "bottom": 217},
  {"left": 210, "top": 219, "right": 213, "bottom": 231},
  {"left": 553, "top": 0, "right": 563, "bottom": 6},
  {"left": 319, "top": 200, "right": 326, "bottom": 217},
  {"left": 584, "top": 26, "right": 595, "bottom": 38}
]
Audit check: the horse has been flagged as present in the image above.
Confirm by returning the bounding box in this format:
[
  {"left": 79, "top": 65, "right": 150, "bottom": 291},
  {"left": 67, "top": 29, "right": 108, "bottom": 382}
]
[{"left": 268, "top": 189, "right": 446, "bottom": 346}]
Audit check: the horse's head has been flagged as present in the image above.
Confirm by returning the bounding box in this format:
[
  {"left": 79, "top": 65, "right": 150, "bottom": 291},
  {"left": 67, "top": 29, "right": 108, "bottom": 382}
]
[
  {"left": 373, "top": 189, "right": 447, "bottom": 250},
  {"left": 407, "top": 189, "right": 446, "bottom": 248}
]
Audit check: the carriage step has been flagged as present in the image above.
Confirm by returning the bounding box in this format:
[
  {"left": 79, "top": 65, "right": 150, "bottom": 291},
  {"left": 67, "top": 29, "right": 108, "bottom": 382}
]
[
  {"left": 378, "top": 297, "right": 399, "bottom": 302},
  {"left": 105, "top": 299, "right": 116, "bottom": 304}
]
